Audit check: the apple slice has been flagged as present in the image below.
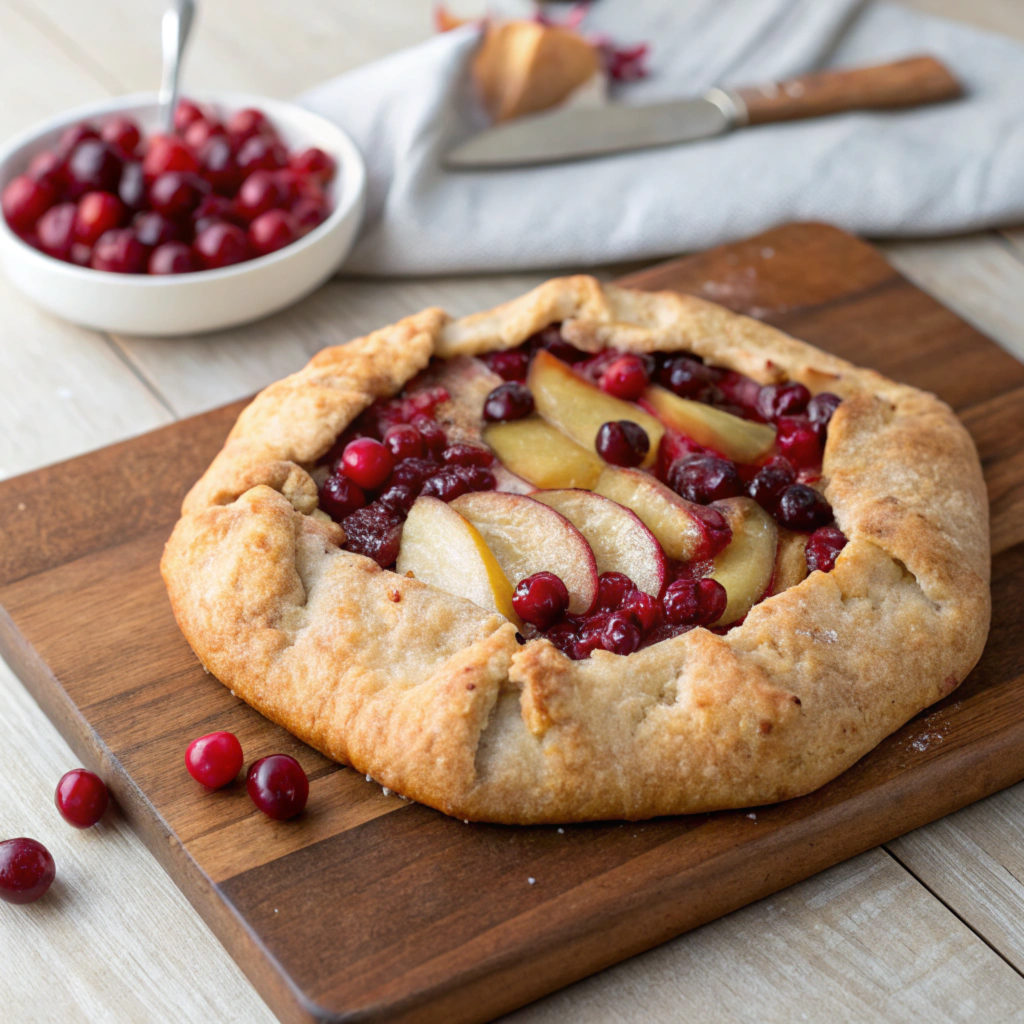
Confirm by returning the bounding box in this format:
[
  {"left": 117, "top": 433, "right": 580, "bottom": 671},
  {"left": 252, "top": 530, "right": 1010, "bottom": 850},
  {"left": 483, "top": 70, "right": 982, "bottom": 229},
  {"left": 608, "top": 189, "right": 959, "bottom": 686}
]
[
  {"left": 705, "top": 497, "right": 778, "bottom": 625},
  {"left": 770, "top": 528, "right": 809, "bottom": 596},
  {"left": 396, "top": 496, "right": 519, "bottom": 623},
  {"left": 642, "top": 385, "right": 775, "bottom": 464},
  {"left": 451, "top": 492, "right": 598, "bottom": 614},
  {"left": 483, "top": 417, "right": 603, "bottom": 489},
  {"left": 528, "top": 349, "right": 664, "bottom": 468},
  {"left": 593, "top": 466, "right": 729, "bottom": 562},
  {"left": 534, "top": 489, "right": 667, "bottom": 597}
]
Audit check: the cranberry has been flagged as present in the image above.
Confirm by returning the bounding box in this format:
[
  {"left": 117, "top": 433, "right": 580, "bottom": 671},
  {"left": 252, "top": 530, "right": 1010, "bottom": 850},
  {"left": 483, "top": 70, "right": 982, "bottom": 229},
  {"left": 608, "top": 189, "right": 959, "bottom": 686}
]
[
  {"left": 132, "top": 210, "right": 182, "bottom": 247},
  {"left": 383, "top": 425, "right": 424, "bottom": 461},
  {"left": 197, "top": 136, "right": 242, "bottom": 195},
  {"left": 483, "top": 382, "right": 534, "bottom": 422},
  {"left": 237, "top": 136, "right": 287, "bottom": 175},
  {"left": 74, "top": 191, "right": 125, "bottom": 246},
  {"left": 194, "top": 221, "right": 250, "bottom": 269},
  {"left": 659, "top": 355, "right": 717, "bottom": 400},
  {"left": 481, "top": 349, "right": 530, "bottom": 382},
  {"left": 808, "top": 392, "right": 842, "bottom": 440},
  {"left": 668, "top": 454, "right": 742, "bottom": 504},
  {"left": 747, "top": 456, "right": 796, "bottom": 512},
  {"left": 143, "top": 134, "right": 199, "bottom": 178},
  {"left": 528, "top": 324, "right": 588, "bottom": 364},
  {"left": 410, "top": 415, "right": 448, "bottom": 458},
  {"left": 342, "top": 438, "right": 394, "bottom": 489},
  {"left": 236, "top": 170, "right": 285, "bottom": 221},
  {"left": 290, "top": 146, "right": 335, "bottom": 183},
  {"left": 776, "top": 484, "right": 833, "bottom": 531},
  {"left": 717, "top": 370, "right": 764, "bottom": 416},
  {"left": 576, "top": 612, "right": 611, "bottom": 652},
  {"left": 248, "top": 208, "right": 299, "bottom": 256},
  {"left": 601, "top": 354, "right": 649, "bottom": 400},
  {"left": 598, "top": 612, "right": 642, "bottom": 655},
  {"left": 621, "top": 590, "right": 660, "bottom": 632},
  {"left": 596, "top": 420, "right": 650, "bottom": 467},
  {"left": 149, "top": 241, "right": 196, "bottom": 274},
  {"left": 184, "top": 731, "right": 244, "bottom": 789},
  {"left": 174, "top": 99, "right": 206, "bottom": 134},
  {"left": 27, "top": 151, "right": 65, "bottom": 188},
  {"left": 595, "top": 571, "right": 635, "bottom": 612},
  {"left": 377, "top": 483, "right": 417, "bottom": 513},
  {"left": 292, "top": 196, "right": 329, "bottom": 233},
  {"left": 319, "top": 472, "right": 365, "bottom": 520},
  {"left": 90, "top": 228, "right": 146, "bottom": 273},
  {"left": 691, "top": 503, "right": 732, "bottom": 556},
  {"left": 442, "top": 443, "right": 493, "bottom": 468},
  {"left": 0, "top": 838, "right": 56, "bottom": 905},
  {"left": 118, "top": 161, "right": 147, "bottom": 210},
  {"left": 101, "top": 116, "right": 142, "bottom": 157},
  {"left": 694, "top": 578, "right": 728, "bottom": 625},
  {"left": 54, "top": 768, "right": 109, "bottom": 828},
  {"left": 542, "top": 620, "right": 577, "bottom": 655},
  {"left": 421, "top": 466, "right": 472, "bottom": 502},
  {"left": 149, "top": 171, "right": 208, "bottom": 221},
  {"left": 227, "top": 107, "right": 272, "bottom": 144},
  {"left": 663, "top": 579, "right": 700, "bottom": 625},
  {"left": 36, "top": 203, "right": 77, "bottom": 259},
  {"left": 183, "top": 118, "right": 225, "bottom": 153},
  {"left": 65, "top": 139, "right": 122, "bottom": 198},
  {"left": 513, "top": 571, "right": 569, "bottom": 628},
  {"left": 248, "top": 753, "right": 310, "bottom": 819},
  {"left": 388, "top": 456, "right": 437, "bottom": 491},
  {"left": 806, "top": 526, "right": 848, "bottom": 573},
  {"left": 757, "top": 382, "right": 810, "bottom": 421},
  {"left": 70, "top": 243, "right": 92, "bottom": 266},
  {"left": 2, "top": 175, "right": 55, "bottom": 231},
  {"left": 57, "top": 123, "right": 99, "bottom": 159},
  {"left": 775, "top": 416, "right": 822, "bottom": 469}
]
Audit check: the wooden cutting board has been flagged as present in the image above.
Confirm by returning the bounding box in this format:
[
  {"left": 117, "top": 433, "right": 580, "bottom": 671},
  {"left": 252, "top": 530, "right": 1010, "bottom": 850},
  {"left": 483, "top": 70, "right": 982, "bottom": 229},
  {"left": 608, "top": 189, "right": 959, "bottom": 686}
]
[{"left": 1, "top": 223, "right": 1022, "bottom": 1024}]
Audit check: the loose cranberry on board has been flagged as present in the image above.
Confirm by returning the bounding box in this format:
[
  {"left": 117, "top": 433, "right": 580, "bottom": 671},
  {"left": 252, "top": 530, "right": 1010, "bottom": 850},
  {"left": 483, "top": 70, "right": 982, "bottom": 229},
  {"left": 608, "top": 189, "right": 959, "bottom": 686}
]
[
  {"left": 247, "top": 755, "right": 309, "bottom": 820},
  {"left": 185, "top": 731, "right": 245, "bottom": 789},
  {"left": 0, "top": 838, "right": 56, "bottom": 905},
  {"left": 54, "top": 768, "right": 109, "bottom": 828}
]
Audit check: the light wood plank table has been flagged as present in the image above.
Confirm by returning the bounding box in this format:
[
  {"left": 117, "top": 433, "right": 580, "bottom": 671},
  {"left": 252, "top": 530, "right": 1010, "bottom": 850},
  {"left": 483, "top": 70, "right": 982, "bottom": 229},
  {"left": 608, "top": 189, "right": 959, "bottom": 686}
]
[{"left": 1, "top": 2, "right": 1023, "bottom": 1021}]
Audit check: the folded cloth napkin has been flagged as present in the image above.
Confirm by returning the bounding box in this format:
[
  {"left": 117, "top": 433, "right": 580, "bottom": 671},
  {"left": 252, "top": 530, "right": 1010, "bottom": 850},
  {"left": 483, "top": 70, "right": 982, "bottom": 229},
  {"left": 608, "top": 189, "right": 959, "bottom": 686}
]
[{"left": 300, "top": 0, "right": 1024, "bottom": 277}]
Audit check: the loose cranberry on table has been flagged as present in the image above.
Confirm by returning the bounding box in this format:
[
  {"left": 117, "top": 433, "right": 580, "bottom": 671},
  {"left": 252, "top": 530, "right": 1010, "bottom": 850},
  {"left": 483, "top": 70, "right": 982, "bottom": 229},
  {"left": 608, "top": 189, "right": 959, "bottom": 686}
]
[
  {"left": 54, "top": 768, "right": 109, "bottom": 828},
  {"left": 185, "top": 731, "right": 245, "bottom": 789},
  {"left": 341, "top": 438, "right": 394, "bottom": 490},
  {"left": 513, "top": 571, "right": 569, "bottom": 628},
  {"left": 247, "top": 754, "right": 309, "bottom": 820},
  {"left": 91, "top": 228, "right": 147, "bottom": 273},
  {"left": 194, "top": 221, "right": 250, "bottom": 270},
  {"left": 806, "top": 526, "right": 848, "bottom": 573},
  {"left": 601, "top": 354, "right": 649, "bottom": 400},
  {"left": 0, "top": 838, "right": 56, "bottom": 905},
  {"left": 596, "top": 420, "right": 649, "bottom": 467},
  {"left": 483, "top": 382, "right": 534, "bottom": 422},
  {"left": 668, "top": 454, "right": 742, "bottom": 504},
  {"left": 776, "top": 484, "right": 833, "bottom": 531},
  {"left": 149, "top": 241, "right": 196, "bottom": 275}
]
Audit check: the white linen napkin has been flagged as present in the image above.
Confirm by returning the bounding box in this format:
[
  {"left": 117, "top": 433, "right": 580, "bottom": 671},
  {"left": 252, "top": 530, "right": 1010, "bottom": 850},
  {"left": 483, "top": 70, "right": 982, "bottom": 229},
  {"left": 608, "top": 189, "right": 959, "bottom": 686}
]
[{"left": 299, "top": 0, "right": 1024, "bottom": 277}]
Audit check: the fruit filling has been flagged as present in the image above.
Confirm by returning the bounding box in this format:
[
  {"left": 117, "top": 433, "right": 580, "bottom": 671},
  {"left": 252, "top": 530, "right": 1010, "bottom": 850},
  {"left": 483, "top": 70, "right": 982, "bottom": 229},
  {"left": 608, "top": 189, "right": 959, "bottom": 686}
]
[{"left": 317, "top": 325, "right": 848, "bottom": 658}]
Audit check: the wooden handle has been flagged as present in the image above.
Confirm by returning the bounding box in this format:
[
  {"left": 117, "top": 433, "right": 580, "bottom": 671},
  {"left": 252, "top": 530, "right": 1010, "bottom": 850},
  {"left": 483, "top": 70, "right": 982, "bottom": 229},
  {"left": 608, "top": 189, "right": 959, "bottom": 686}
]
[{"left": 735, "top": 55, "right": 962, "bottom": 126}]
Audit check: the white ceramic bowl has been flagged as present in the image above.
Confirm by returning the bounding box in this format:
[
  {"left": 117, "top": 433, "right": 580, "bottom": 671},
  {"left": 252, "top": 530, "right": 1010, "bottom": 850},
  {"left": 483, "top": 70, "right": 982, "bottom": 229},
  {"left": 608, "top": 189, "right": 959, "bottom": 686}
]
[{"left": 0, "top": 92, "right": 366, "bottom": 336}]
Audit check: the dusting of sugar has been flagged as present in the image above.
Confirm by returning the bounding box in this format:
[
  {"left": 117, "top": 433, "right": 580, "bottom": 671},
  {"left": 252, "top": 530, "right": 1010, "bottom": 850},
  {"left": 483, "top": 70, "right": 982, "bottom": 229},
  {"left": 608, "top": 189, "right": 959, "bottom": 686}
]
[
  {"left": 795, "top": 628, "right": 838, "bottom": 644},
  {"left": 527, "top": 877, "right": 536, "bottom": 885},
  {"left": 557, "top": 828, "right": 564, "bottom": 834},
  {"left": 382, "top": 787, "right": 390, "bottom": 797},
  {"left": 747, "top": 812, "right": 757, "bottom": 820},
  {"left": 365, "top": 774, "right": 371, "bottom": 782}
]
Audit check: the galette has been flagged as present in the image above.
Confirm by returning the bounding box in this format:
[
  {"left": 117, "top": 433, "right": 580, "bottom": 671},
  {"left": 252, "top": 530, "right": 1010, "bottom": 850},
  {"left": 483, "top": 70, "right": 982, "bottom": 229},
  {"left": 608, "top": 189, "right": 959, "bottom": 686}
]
[{"left": 162, "top": 276, "right": 990, "bottom": 824}]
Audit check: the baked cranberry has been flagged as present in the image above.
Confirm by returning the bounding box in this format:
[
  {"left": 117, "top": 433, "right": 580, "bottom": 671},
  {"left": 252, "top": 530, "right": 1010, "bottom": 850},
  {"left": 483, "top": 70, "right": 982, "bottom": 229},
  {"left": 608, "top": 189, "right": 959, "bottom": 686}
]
[
  {"left": 2, "top": 175, "right": 55, "bottom": 231},
  {"left": 65, "top": 139, "right": 122, "bottom": 198},
  {"left": 118, "top": 161, "right": 147, "bottom": 210},
  {"left": 542, "top": 620, "right": 577, "bottom": 655},
  {"left": 74, "top": 191, "right": 125, "bottom": 245},
  {"left": 747, "top": 455, "right": 796, "bottom": 512},
  {"left": 694, "top": 578, "right": 728, "bottom": 625},
  {"left": 659, "top": 355, "right": 716, "bottom": 400},
  {"left": 185, "top": 731, "right": 244, "bottom": 789},
  {"left": 227, "top": 107, "right": 272, "bottom": 144},
  {"left": 36, "top": 203, "right": 77, "bottom": 259},
  {"left": 173, "top": 99, "right": 206, "bottom": 134},
  {"left": 757, "top": 382, "right": 810, "bottom": 421},
  {"left": 775, "top": 416, "right": 822, "bottom": 469},
  {"left": 410, "top": 415, "right": 448, "bottom": 458},
  {"left": 808, "top": 392, "right": 842, "bottom": 440},
  {"left": 481, "top": 349, "right": 530, "bottom": 382},
  {"left": 194, "top": 221, "right": 250, "bottom": 269},
  {"left": 143, "top": 134, "right": 199, "bottom": 178},
  {"left": 442, "top": 444, "right": 493, "bottom": 468},
  {"left": 101, "top": 115, "right": 142, "bottom": 157},
  {"left": 248, "top": 208, "right": 299, "bottom": 256},
  {"left": 576, "top": 612, "right": 611, "bottom": 649},
  {"left": 292, "top": 196, "right": 329, "bottom": 233},
  {"left": 621, "top": 589, "right": 660, "bottom": 632},
  {"left": 598, "top": 612, "right": 642, "bottom": 655},
  {"left": 662, "top": 578, "right": 699, "bottom": 625},
  {"left": 290, "top": 146, "right": 335, "bottom": 183},
  {"left": 0, "top": 838, "right": 55, "bottom": 905},
  {"left": 149, "top": 171, "right": 208, "bottom": 221},
  {"left": 149, "top": 241, "right": 195, "bottom": 274},
  {"left": 668, "top": 454, "right": 742, "bottom": 504},
  {"left": 483, "top": 382, "right": 534, "bottom": 422},
  {"left": 383, "top": 424, "right": 424, "bottom": 461},
  {"left": 132, "top": 211, "right": 182, "bottom": 247},
  {"left": 601, "top": 354, "right": 649, "bottom": 400},
  {"left": 717, "top": 370, "right": 763, "bottom": 416},
  {"left": 343, "top": 503, "right": 405, "bottom": 566},
  {"left": 342, "top": 438, "right": 394, "bottom": 489},
  {"left": 237, "top": 136, "right": 287, "bottom": 175},
  {"left": 776, "top": 484, "right": 833, "bottom": 531},
  {"left": 90, "top": 228, "right": 146, "bottom": 273},
  {"left": 690, "top": 503, "right": 732, "bottom": 556},
  {"left": 27, "top": 151, "right": 65, "bottom": 189},
  {"left": 529, "top": 324, "right": 588, "bottom": 363},
  {"left": 236, "top": 170, "right": 285, "bottom": 221},
  {"left": 806, "top": 526, "right": 848, "bottom": 573},
  {"left": 319, "top": 472, "right": 365, "bottom": 520},
  {"left": 595, "top": 571, "right": 635, "bottom": 612},
  {"left": 421, "top": 466, "right": 472, "bottom": 501},
  {"left": 247, "top": 754, "right": 309, "bottom": 820},
  {"left": 596, "top": 420, "right": 649, "bottom": 467},
  {"left": 57, "top": 123, "right": 99, "bottom": 159},
  {"left": 513, "top": 571, "right": 569, "bottom": 628},
  {"left": 387, "top": 457, "right": 437, "bottom": 491},
  {"left": 183, "top": 118, "right": 225, "bottom": 153},
  {"left": 54, "top": 768, "right": 109, "bottom": 828}
]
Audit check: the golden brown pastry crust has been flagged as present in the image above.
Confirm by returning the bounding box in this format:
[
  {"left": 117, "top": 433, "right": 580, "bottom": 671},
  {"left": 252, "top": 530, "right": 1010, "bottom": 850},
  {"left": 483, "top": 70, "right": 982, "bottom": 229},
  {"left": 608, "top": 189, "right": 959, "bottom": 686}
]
[{"left": 161, "top": 277, "right": 990, "bottom": 823}]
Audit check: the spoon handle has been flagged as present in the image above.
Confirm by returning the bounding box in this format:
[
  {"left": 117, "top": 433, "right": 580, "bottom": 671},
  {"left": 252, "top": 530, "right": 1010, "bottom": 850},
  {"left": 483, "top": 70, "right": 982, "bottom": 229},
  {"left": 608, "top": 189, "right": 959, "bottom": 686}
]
[{"left": 159, "top": 0, "right": 196, "bottom": 134}]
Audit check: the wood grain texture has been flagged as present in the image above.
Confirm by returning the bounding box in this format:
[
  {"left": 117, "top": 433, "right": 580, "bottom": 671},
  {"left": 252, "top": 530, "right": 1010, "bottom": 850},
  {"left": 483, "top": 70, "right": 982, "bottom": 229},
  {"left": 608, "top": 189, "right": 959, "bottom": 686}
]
[{"left": 1, "top": 224, "right": 1022, "bottom": 1024}]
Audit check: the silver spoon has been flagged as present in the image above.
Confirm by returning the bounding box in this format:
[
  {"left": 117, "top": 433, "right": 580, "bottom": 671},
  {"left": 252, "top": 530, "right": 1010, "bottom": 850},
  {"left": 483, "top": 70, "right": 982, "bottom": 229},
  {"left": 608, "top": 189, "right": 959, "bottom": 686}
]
[{"left": 158, "top": 0, "right": 196, "bottom": 133}]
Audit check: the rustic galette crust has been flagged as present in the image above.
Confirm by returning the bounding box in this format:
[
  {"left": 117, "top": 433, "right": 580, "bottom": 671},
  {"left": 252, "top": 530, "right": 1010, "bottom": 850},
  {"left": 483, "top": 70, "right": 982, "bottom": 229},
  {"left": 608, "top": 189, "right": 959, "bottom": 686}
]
[{"left": 161, "top": 277, "right": 990, "bottom": 823}]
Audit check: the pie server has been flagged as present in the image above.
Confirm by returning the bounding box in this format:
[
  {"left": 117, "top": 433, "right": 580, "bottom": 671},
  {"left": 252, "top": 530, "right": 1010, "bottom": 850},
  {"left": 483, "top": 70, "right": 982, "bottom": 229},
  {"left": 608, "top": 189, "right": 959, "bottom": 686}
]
[{"left": 445, "top": 54, "right": 961, "bottom": 169}]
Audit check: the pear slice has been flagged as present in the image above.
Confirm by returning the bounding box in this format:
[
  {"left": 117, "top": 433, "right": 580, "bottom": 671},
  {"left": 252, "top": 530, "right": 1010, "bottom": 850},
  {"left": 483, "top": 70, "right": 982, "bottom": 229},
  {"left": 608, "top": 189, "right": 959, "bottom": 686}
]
[
  {"left": 528, "top": 349, "right": 664, "bottom": 467},
  {"left": 706, "top": 497, "right": 778, "bottom": 625},
  {"left": 593, "top": 466, "right": 724, "bottom": 562},
  {"left": 534, "top": 489, "right": 667, "bottom": 597},
  {"left": 770, "top": 528, "right": 809, "bottom": 596},
  {"left": 483, "top": 417, "right": 603, "bottom": 490},
  {"left": 642, "top": 385, "right": 775, "bottom": 464},
  {"left": 396, "top": 496, "right": 519, "bottom": 623},
  {"left": 451, "top": 492, "right": 598, "bottom": 614}
]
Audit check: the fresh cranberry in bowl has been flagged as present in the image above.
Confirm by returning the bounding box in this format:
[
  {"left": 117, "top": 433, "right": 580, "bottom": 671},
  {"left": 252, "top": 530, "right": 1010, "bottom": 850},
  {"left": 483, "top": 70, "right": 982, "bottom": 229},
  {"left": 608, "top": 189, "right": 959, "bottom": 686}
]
[
  {"left": 290, "top": 146, "right": 336, "bottom": 183},
  {"left": 65, "top": 139, "right": 122, "bottom": 197},
  {"left": 484, "top": 382, "right": 534, "bottom": 422},
  {"left": 27, "top": 151, "right": 65, "bottom": 189},
  {"left": 90, "top": 228, "right": 146, "bottom": 273},
  {"left": 143, "top": 134, "right": 199, "bottom": 178},
  {"left": 183, "top": 117, "right": 225, "bottom": 153},
  {"left": 54, "top": 768, "right": 109, "bottom": 828},
  {"left": 248, "top": 209, "right": 299, "bottom": 256},
  {"left": 132, "top": 210, "right": 182, "bottom": 248},
  {"left": 101, "top": 115, "right": 142, "bottom": 158},
  {"left": 57, "top": 123, "right": 99, "bottom": 159},
  {"left": 74, "top": 191, "right": 125, "bottom": 246},
  {"left": 36, "top": 203, "right": 77, "bottom": 259},
  {"left": 149, "top": 241, "right": 196, "bottom": 275},
  {"left": 805, "top": 526, "right": 848, "bottom": 573},
  {"left": 291, "top": 196, "right": 329, "bottom": 234},
  {"left": 596, "top": 420, "right": 649, "bottom": 467},
  {"left": 149, "top": 171, "right": 208, "bottom": 221},
  {"left": 247, "top": 755, "right": 310, "bottom": 820},
  {"left": 236, "top": 169, "right": 286, "bottom": 221},
  {"left": 237, "top": 135, "right": 287, "bottom": 175},
  {"left": 513, "top": 571, "right": 570, "bottom": 628},
  {"left": 194, "top": 221, "right": 250, "bottom": 269},
  {"left": 601, "top": 354, "right": 649, "bottom": 400},
  {"left": 227, "top": 106, "right": 273, "bottom": 144},
  {"left": 118, "top": 161, "right": 147, "bottom": 210},
  {"left": 776, "top": 484, "right": 833, "bottom": 531},
  {"left": 2, "top": 175, "right": 55, "bottom": 232},
  {"left": 174, "top": 99, "right": 206, "bottom": 134},
  {"left": 0, "top": 838, "right": 56, "bottom": 905},
  {"left": 668, "top": 454, "right": 742, "bottom": 504},
  {"left": 185, "top": 731, "right": 245, "bottom": 789}
]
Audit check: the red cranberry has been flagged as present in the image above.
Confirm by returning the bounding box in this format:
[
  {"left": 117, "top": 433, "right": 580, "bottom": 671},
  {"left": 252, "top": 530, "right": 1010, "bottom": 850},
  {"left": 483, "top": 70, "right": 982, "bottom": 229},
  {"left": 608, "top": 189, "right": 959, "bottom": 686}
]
[
  {"left": 595, "top": 571, "right": 635, "bottom": 612},
  {"left": 90, "top": 228, "right": 146, "bottom": 273},
  {"left": 319, "top": 472, "right": 365, "bottom": 520},
  {"left": 290, "top": 146, "right": 336, "bottom": 183},
  {"left": 143, "top": 134, "right": 199, "bottom": 179},
  {"left": 2, "top": 175, "right": 55, "bottom": 231},
  {"left": 442, "top": 443, "right": 493, "bottom": 468},
  {"left": 483, "top": 382, "right": 534, "bottom": 422},
  {"left": 191, "top": 194, "right": 234, "bottom": 234},
  {"left": 482, "top": 349, "right": 530, "bottom": 382},
  {"left": 663, "top": 579, "right": 700, "bottom": 625},
  {"left": 598, "top": 611, "right": 642, "bottom": 655},
  {"left": 70, "top": 243, "right": 92, "bottom": 266},
  {"left": 54, "top": 768, "right": 109, "bottom": 828},
  {"left": 183, "top": 118, "right": 225, "bottom": 153},
  {"left": 247, "top": 754, "right": 309, "bottom": 820},
  {"left": 747, "top": 456, "right": 796, "bottom": 512},
  {"left": 65, "top": 140, "right": 122, "bottom": 198},
  {"left": 194, "top": 221, "right": 250, "bottom": 269},
  {"left": 197, "top": 136, "right": 242, "bottom": 195},
  {"left": 621, "top": 589, "right": 660, "bottom": 632},
  {"left": 387, "top": 456, "right": 437, "bottom": 492},
  {"left": 542, "top": 620, "right": 577, "bottom": 655},
  {"left": 118, "top": 161, "right": 147, "bottom": 210},
  {"left": 0, "top": 838, "right": 56, "bottom": 904},
  {"left": 776, "top": 484, "right": 833, "bottom": 531},
  {"left": 601, "top": 354, "right": 649, "bottom": 400},
  {"left": 596, "top": 420, "right": 649, "bottom": 467},
  {"left": 805, "top": 526, "right": 848, "bottom": 573},
  {"left": 57, "top": 123, "right": 99, "bottom": 159},
  {"left": 717, "top": 370, "right": 764, "bottom": 416},
  {"left": 291, "top": 196, "right": 329, "bottom": 233},
  {"left": 513, "top": 571, "right": 569, "bottom": 628},
  {"left": 421, "top": 466, "right": 472, "bottom": 502},
  {"left": 377, "top": 483, "right": 417, "bottom": 513},
  {"left": 237, "top": 136, "right": 287, "bottom": 175},
  {"left": 235, "top": 169, "right": 285, "bottom": 221},
  {"left": 227, "top": 107, "right": 273, "bottom": 144},
  {"left": 248, "top": 209, "right": 299, "bottom": 256},
  {"left": 757, "top": 382, "right": 810, "bottom": 421},
  {"left": 173, "top": 99, "right": 206, "bottom": 134},
  {"left": 691, "top": 503, "right": 732, "bottom": 556},
  {"left": 659, "top": 355, "right": 717, "bottom": 400},
  {"left": 150, "top": 171, "right": 208, "bottom": 221},
  {"left": 101, "top": 116, "right": 142, "bottom": 157},
  {"left": 668, "top": 454, "right": 742, "bottom": 504},
  {"left": 343, "top": 503, "right": 405, "bottom": 566},
  {"left": 27, "top": 151, "right": 65, "bottom": 188},
  {"left": 528, "top": 324, "right": 588, "bottom": 363},
  {"left": 410, "top": 415, "right": 448, "bottom": 458},
  {"left": 132, "top": 211, "right": 182, "bottom": 247},
  {"left": 74, "top": 191, "right": 125, "bottom": 246},
  {"left": 342, "top": 438, "right": 394, "bottom": 489},
  {"left": 36, "top": 203, "right": 77, "bottom": 259},
  {"left": 694, "top": 578, "right": 728, "bottom": 625},
  {"left": 185, "top": 731, "right": 244, "bottom": 789},
  {"left": 383, "top": 424, "right": 424, "bottom": 461},
  {"left": 808, "top": 392, "right": 842, "bottom": 440},
  {"left": 149, "top": 241, "right": 196, "bottom": 274},
  {"left": 775, "top": 416, "right": 822, "bottom": 469}
]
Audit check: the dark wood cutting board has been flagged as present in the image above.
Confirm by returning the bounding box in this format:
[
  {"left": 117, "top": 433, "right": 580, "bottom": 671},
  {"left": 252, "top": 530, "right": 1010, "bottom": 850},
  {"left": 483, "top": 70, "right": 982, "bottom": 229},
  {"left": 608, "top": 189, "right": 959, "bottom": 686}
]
[{"left": 2, "top": 223, "right": 1022, "bottom": 1024}]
